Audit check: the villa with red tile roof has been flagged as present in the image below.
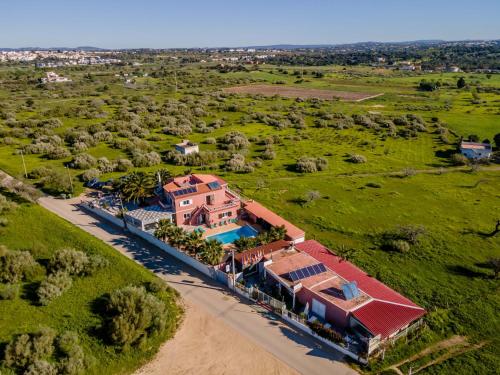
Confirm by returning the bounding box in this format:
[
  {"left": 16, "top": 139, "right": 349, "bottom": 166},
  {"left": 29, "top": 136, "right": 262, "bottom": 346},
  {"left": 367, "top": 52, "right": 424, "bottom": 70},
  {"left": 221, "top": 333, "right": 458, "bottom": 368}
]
[
  {"left": 257, "top": 239, "right": 425, "bottom": 355},
  {"left": 163, "top": 174, "right": 241, "bottom": 226}
]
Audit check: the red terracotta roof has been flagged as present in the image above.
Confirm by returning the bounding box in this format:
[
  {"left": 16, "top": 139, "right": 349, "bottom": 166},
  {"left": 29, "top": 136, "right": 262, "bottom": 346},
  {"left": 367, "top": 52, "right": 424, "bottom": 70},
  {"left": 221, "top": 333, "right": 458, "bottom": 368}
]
[
  {"left": 234, "top": 239, "right": 290, "bottom": 263},
  {"left": 243, "top": 200, "right": 305, "bottom": 241},
  {"left": 295, "top": 240, "right": 420, "bottom": 307},
  {"left": 460, "top": 142, "right": 491, "bottom": 150},
  {"left": 351, "top": 300, "right": 426, "bottom": 339},
  {"left": 295, "top": 240, "right": 426, "bottom": 338}
]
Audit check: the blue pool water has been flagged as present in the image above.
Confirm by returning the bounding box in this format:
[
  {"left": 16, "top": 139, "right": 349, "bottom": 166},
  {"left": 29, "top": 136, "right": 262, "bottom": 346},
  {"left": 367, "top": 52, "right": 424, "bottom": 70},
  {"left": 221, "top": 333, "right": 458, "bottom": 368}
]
[{"left": 206, "top": 225, "right": 258, "bottom": 244}]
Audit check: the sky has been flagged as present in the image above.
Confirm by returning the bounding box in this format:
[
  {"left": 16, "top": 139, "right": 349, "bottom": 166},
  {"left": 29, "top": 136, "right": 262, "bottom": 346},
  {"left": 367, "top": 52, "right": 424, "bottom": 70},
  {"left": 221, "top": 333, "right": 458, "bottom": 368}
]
[{"left": 1, "top": 0, "right": 499, "bottom": 48}]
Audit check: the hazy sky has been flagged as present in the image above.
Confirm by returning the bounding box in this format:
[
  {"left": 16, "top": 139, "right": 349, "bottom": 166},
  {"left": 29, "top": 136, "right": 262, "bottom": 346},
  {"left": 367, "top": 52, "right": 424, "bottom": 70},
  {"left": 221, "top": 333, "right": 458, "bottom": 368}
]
[{"left": 1, "top": 0, "right": 499, "bottom": 48}]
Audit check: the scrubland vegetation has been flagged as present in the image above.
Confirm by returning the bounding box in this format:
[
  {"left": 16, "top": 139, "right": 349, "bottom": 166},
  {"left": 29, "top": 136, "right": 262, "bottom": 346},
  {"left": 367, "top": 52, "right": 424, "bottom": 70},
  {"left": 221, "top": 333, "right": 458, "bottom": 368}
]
[{"left": 0, "top": 50, "right": 499, "bottom": 374}]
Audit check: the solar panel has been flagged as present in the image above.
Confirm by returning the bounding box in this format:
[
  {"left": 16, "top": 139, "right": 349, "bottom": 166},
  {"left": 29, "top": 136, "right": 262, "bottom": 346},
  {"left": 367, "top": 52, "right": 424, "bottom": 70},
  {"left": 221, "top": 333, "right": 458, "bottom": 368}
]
[
  {"left": 289, "top": 271, "right": 298, "bottom": 281},
  {"left": 302, "top": 267, "right": 311, "bottom": 277},
  {"left": 312, "top": 264, "right": 321, "bottom": 273},
  {"left": 342, "top": 282, "right": 359, "bottom": 300},
  {"left": 306, "top": 266, "right": 316, "bottom": 275},
  {"left": 317, "top": 263, "right": 327, "bottom": 273},
  {"left": 342, "top": 284, "right": 354, "bottom": 300},
  {"left": 296, "top": 269, "right": 305, "bottom": 279},
  {"left": 207, "top": 181, "right": 221, "bottom": 190},
  {"left": 173, "top": 186, "right": 196, "bottom": 197}
]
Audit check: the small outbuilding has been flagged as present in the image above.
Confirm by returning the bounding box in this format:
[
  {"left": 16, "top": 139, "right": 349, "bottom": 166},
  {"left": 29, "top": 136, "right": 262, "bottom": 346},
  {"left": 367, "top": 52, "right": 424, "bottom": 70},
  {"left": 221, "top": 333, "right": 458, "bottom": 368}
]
[
  {"left": 175, "top": 140, "right": 199, "bottom": 155},
  {"left": 460, "top": 141, "right": 492, "bottom": 160}
]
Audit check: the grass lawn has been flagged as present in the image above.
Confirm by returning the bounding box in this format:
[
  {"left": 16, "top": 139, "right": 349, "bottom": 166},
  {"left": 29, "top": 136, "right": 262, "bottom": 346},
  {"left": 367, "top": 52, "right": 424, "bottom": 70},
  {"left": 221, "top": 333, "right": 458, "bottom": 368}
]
[{"left": 0, "top": 196, "right": 182, "bottom": 374}]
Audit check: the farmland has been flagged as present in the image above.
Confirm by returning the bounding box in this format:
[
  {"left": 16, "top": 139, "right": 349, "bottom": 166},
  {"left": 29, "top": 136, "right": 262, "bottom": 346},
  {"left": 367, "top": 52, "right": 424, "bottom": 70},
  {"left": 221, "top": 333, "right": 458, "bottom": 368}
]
[{"left": 0, "top": 58, "right": 499, "bottom": 374}]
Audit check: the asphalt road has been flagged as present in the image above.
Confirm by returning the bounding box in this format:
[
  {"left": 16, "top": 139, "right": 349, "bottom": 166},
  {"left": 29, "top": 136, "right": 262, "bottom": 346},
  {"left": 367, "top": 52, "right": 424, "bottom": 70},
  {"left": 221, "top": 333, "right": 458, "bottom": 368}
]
[{"left": 39, "top": 196, "right": 358, "bottom": 375}]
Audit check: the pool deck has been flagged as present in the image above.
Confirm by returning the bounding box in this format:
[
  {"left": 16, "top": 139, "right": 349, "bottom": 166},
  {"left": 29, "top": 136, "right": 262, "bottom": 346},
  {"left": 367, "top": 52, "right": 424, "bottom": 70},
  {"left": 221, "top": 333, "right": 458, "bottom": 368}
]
[{"left": 182, "top": 220, "right": 261, "bottom": 244}]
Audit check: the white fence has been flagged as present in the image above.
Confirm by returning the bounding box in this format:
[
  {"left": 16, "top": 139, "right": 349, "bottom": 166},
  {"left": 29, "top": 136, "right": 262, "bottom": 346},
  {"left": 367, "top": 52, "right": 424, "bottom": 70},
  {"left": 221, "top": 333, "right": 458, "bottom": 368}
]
[{"left": 281, "top": 312, "right": 368, "bottom": 364}]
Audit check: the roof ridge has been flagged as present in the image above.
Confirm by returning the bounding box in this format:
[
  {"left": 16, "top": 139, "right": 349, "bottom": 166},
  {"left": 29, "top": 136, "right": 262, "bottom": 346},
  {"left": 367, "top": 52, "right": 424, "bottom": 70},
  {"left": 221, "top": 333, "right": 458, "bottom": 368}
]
[{"left": 370, "top": 298, "right": 425, "bottom": 310}]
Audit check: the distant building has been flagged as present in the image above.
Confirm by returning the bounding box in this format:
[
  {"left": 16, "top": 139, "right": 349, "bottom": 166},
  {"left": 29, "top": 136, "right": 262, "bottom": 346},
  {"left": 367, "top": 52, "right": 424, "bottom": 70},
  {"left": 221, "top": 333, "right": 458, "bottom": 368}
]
[
  {"left": 175, "top": 140, "right": 199, "bottom": 155},
  {"left": 448, "top": 66, "right": 461, "bottom": 73},
  {"left": 41, "top": 71, "right": 71, "bottom": 83},
  {"left": 460, "top": 141, "right": 492, "bottom": 159}
]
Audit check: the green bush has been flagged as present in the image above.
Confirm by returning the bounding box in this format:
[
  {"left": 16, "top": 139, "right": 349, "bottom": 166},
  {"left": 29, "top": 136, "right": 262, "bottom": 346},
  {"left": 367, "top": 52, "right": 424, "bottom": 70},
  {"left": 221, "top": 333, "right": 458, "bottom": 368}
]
[
  {"left": 37, "top": 272, "right": 73, "bottom": 305},
  {"left": 48, "top": 248, "right": 89, "bottom": 276},
  {"left": 103, "top": 286, "right": 167, "bottom": 347},
  {"left": 387, "top": 239, "right": 411, "bottom": 253},
  {"left": 0, "top": 283, "right": 20, "bottom": 300},
  {"left": 4, "top": 328, "right": 56, "bottom": 370},
  {"left": 0, "top": 249, "right": 37, "bottom": 283},
  {"left": 24, "top": 360, "right": 57, "bottom": 375},
  {"left": 307, "top": 320, "right": 343, "bottom": 344},
  {"left": 451, "top": 153, "right": 469, "bottom": 166}
]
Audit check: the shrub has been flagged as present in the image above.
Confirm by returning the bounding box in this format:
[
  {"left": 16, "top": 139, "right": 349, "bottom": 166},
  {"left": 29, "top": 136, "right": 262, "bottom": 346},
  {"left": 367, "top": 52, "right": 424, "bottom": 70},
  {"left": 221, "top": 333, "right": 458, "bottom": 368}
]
[
  {"left": 296, "top": 157, "right": 328, "bottom": 173},
  {"left": 81, "top": 168, "right": 101, "bottom": 182},
  {"left": 0, "top": 193, "right": 17, "bottom": 214},
  {"left": 218, "top": 131, "right": 249, "bottom": 150},
  {"left": 450, "top": 153, "right": 469, "bottom": 166},
  {"left": 48, "top": 248, "right": 89, "bottom": 276},
  {"left": 71, "top": 153, "right": 97, "bottom": 169},
  {"left": 0, "top": 283, "right": 20, "bottom": 300},
  {"left": 4, "top": 327, "right": 56, "bottom": 369},
  {"left": 132, "top": 151, "right": 161, "bottom": 167},
  {"left": 25, "top": 360, "right": 58, "bottom": 375},
  {"left": 46, "top": 146, "right": 71, "bottom": 160},
  {"left": 224, "top": 154, "right": 246, "bottom": 172},
  {"left": 347, "top": 154, "right": 367, "bottom": 163},
  {"left": 103, "top": 286, "right": 167, "bottom": 347},
  {"left": 307, "top": 320, "right": 343, "bottom": 344},
  {"left": 97, "top": 157, "right": 116, "bottom": 173},
  {"left": 37, "top": 272, "right": 73, "bottom": 305},
  {"left": 0, "top": 249, "right": 37, "bottom": 283},
  {"left": 296, "top": 157, "right": 317, "bottom": 173},
  {"left": 262, "top": 146, "right": 276, "bottom": 160},
  {"left": 396, "top": 224, "right": 426, "bottom": 245},
  {"left": 115, "top": 158, "right": 133, "bottom": 172},
  {"left": 204, "top": 137, "right": 216, "bottom": 144},
  {"left": 387, "top": 239, "right": 411, "bottom": 253}
]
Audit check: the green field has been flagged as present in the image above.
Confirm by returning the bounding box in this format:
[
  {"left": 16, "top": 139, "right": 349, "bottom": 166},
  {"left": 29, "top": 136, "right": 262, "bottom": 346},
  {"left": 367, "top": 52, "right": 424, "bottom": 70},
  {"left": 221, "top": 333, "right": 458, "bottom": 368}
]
[
  {"left": 0, "top": 61, "right": 499, "bottom": 373},
  {"left": 0, "top": 196, "right": 182, "bottom": 374}
]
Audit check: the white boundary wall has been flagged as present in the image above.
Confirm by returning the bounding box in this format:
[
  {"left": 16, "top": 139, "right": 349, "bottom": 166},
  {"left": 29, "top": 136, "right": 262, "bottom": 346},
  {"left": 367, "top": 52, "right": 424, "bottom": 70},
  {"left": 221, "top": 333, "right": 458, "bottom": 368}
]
[{"left": 281, "top": 313, "right": 368, "bottom": 364}]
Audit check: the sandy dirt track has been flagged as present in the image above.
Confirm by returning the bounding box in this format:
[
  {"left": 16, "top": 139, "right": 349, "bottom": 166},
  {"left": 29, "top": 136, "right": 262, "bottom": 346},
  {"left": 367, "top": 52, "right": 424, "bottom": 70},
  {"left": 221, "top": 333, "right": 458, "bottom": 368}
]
[
  {"left": 223, "top": 84, "right": 382, "bottom": 101},
  {"left": 135, "top": 303, "right": 298, "bottom": 375}
]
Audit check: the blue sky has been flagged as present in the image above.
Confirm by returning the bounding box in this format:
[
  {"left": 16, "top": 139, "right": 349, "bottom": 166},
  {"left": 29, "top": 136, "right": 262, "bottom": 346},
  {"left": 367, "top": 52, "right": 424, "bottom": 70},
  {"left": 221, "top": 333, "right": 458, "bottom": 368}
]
[{"left": 1, "top": 0, "right": 499, "bottom": 48}]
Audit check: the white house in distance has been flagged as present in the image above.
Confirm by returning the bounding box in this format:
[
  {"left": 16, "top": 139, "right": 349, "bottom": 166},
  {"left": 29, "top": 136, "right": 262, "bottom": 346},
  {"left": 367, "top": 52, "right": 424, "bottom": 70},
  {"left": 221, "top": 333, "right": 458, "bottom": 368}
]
[
  {"left": 460, "top": 141, "right": 492, "bottom": 159},
  {"left": 41, "top": 71, "right": 71, "bottom": 83},
  {"left": 175, "top": 140, "right": 199, "bottom": 155}
]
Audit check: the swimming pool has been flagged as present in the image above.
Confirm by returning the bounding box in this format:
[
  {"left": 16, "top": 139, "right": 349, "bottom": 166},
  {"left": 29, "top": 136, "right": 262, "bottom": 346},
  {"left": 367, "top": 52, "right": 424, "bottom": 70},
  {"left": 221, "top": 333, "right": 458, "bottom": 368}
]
[{"left": 206, "top": 225, "right": 258, "bottom": 244}]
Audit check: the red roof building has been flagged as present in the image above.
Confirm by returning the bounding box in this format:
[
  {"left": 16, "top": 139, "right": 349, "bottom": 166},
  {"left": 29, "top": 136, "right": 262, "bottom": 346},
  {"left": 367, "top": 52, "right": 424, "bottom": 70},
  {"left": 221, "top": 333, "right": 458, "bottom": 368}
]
[
  {"left": 295, "top": 240, "right": 426, "bottom": 345},
  {"left": 243, "top": 200, "right": 305, "bottom": 243}
]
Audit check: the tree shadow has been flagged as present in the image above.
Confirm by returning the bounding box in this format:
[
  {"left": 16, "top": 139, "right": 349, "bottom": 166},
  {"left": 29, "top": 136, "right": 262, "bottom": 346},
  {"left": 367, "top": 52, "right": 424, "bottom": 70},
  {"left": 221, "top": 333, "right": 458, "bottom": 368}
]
[
  {"left": 21, "top": 281, "right": 41, "bottom": 305},
  {"left": 446, "top": 265, "right": 487, "bottom": 278}
]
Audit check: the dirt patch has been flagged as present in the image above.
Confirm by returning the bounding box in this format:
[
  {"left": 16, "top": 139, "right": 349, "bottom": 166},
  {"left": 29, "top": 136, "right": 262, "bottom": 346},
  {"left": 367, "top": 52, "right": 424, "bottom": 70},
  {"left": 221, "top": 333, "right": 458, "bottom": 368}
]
[
  {"left": 223, "top": 84, "right": 382, "bottom": 101},
  {"left": 135, "top": 302, "right": 298, "bottom": 375}
]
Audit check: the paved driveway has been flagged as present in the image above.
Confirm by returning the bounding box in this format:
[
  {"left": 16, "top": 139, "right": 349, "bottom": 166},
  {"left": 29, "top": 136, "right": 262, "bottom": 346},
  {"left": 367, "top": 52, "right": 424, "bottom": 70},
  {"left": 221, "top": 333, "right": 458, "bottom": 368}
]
[{"left": 39, "top": 196, "right": 358, "bottom": 375}]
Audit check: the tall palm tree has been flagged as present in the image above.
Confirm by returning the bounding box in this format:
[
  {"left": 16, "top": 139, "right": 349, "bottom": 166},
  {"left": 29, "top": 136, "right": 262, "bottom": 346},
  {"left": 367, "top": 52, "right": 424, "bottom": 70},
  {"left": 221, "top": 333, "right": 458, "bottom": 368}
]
[
  {"left": 119, "top": 172, "right": 155, "bottom": 204},
  {"left": 200, "top": 239, "right": 224, "bottom": 266},
  {"left": 167, "top": 226, "right": 187, "bottom": 248},
  {"left": 185, "top": 230, "right": 205, "bottom": 258},
  {"left": 154, "top": 219, "right": 175, "bottom": 242}
]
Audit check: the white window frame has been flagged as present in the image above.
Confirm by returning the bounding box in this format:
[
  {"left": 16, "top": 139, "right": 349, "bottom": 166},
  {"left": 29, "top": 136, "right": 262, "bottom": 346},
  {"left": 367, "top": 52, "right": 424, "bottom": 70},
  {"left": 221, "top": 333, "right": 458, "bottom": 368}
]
[{"left": 180, "top": 199, "right": 192, "bottom": 207}]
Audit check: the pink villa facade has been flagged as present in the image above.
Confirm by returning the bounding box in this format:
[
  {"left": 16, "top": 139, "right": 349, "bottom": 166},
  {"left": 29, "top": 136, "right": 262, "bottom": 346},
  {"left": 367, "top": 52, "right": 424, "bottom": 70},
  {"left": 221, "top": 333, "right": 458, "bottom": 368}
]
[{"left": 163, "top": 174, "right": 241, "bottom": 226}]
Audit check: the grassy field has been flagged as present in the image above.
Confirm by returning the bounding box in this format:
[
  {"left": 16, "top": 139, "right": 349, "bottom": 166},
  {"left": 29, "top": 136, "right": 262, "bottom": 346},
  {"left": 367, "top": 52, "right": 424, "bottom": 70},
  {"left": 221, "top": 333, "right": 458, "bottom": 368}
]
[
  {"left": 0, "top": 62, "right": 499, "bottom": 373},
  {"left": 0, "top": 194, "right": 182, "bottom": 374}
]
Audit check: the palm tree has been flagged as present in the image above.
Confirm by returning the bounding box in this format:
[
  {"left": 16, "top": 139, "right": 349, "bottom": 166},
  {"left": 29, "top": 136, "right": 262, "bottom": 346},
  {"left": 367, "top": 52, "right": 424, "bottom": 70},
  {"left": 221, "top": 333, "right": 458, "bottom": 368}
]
[
  {"left": 335, "top": 244, "right": 356, "bottom": 262},
  {"left": 154, "top": 219, "right": 175, "bottom": 242},
  {"left": 156, "top": 168, "right": 171, "bottom": 186},
  {"left": 119, "top": 172, "right": 155, "bottom": 204},
  {"left": 184, "top": 230, "right": 205, "bottom": 258},
  {"left": 200, "top": 239, "right": 224, "bottom": 266},
  {"left": 167, "top": 226, "right": 187, "bottom": 249}
]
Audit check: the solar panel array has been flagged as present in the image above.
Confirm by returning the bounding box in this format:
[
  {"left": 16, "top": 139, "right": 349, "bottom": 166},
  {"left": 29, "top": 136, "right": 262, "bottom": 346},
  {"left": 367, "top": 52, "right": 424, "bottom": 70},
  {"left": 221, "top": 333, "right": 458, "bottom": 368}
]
[
  {"left": 172, "top": 186, "right": 197, "bottom": 197},
  {"left": 289, "top": 263, "right": 327, "bottom": 282},
  {"left": 207, "top": 181, "right": 221, "bottom": 190},
  {"left": 341, "top": 281, "right": 360, "bottom": 300}
]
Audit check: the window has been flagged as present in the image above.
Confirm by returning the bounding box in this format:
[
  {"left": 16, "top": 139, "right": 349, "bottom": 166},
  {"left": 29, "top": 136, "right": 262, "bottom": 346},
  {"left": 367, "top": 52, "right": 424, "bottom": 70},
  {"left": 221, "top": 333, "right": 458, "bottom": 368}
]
[
  {"left": 219, "top": 211, "right": 232, "bottom": 219},
  {"left": 180, "top": 199, "right": 192, "bottom": 207},
  {"left": 183, "top": 213, "right": 191, "bottom": 219}
]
